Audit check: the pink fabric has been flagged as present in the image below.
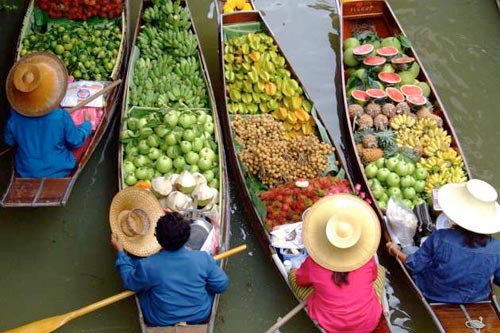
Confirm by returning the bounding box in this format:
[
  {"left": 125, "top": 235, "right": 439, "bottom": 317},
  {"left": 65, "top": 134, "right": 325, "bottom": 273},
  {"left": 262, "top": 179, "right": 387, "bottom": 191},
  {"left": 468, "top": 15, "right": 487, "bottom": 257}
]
[
  {"left": 295, "top": 257, "right": 382, "bottom": 333},
  {"left": 70, "top": 107, "right": 103, "bottom": 131}
]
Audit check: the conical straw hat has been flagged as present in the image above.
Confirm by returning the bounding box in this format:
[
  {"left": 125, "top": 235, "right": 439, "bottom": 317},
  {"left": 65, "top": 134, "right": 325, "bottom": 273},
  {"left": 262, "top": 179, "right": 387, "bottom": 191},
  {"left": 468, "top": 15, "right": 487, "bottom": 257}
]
[
  {"left": 302, "top": 194, "right": 381, "bottom": 272},
  {"left": 109, "top": 187, "right": 165, "bottom": 257},
  {"left": 438, "top": 179, "right": 500, "bottom": 234},
  {"left": 6, "top": 52, "right": 68, "bottom": 117}
]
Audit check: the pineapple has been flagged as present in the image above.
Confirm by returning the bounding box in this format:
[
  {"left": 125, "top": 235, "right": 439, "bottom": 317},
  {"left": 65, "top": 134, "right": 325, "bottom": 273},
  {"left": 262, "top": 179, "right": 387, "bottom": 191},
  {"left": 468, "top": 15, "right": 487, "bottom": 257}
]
[
  {"left": 361, "top": 148, "right": 384, "bottom": 164},
  {"left": 362, "top": 134, "right": 378, "bottom": 149}
]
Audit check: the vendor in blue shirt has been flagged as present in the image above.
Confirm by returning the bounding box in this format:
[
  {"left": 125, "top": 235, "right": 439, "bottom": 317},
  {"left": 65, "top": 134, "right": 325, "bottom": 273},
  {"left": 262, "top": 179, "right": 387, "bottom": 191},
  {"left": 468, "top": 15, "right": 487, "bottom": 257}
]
[
  {"left": 110, "top": 202, "right": 228, "bottom": 327},
  {"left": 3, "top": 52, "right": 91, "bottom": 178},
  {"left": 386, "top": 179, "right": 500, "bottom": 304}
]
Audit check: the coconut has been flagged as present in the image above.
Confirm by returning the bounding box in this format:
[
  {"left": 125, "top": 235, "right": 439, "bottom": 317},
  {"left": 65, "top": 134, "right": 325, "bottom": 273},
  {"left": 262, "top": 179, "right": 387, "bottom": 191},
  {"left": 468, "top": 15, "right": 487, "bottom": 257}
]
[
  {"left": 151, "top": 176, "right": 173, "bottom": 197},
  {"left": 191, "top": 183, "right": 216, "bottom": 207},
  {"left": 174, "top": 170, "right": 197, "bottom": 194},
  {"left": 161, "top": 191, "right": 193, "bottom": 212}
]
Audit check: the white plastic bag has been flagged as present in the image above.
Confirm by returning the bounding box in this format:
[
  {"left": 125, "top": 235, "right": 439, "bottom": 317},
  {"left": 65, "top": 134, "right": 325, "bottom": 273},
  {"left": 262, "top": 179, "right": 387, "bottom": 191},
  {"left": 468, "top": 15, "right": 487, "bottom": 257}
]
[
  {"left": 270, "top": 222, "right": 304, "bottom": 249},
  {"left": 386, "top": 196, "right": 418, "bottom": 247}
]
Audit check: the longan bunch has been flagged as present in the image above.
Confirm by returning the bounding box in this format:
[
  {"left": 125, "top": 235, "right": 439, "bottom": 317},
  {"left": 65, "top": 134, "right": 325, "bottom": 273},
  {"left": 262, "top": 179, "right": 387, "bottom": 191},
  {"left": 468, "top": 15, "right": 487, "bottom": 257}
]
[
  {"left": 231, "top": 115, "right": 283, "bottom": 148},
  {"left": 231, "top": 115, "right": 335, "bottom": 187}
]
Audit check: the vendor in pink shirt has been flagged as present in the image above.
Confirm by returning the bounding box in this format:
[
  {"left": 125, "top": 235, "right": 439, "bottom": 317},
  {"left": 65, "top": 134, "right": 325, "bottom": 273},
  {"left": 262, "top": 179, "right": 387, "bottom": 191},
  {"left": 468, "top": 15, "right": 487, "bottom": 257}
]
[{"left": 294, "top": 194, "right": 383, "bottom": 333}]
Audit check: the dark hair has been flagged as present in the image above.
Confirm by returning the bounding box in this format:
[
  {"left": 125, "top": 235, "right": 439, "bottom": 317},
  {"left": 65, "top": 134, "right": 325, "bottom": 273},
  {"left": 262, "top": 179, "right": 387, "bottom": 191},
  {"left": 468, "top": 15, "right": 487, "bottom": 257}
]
[
  {"left": 454, "top": 225, "right": 490, "bottom": 248},
  {"left": 331, "top": 272, "right": 349, "bottom": 286},
  {"left": 155, "top": 212, "right": 191, "bottom": 251}
]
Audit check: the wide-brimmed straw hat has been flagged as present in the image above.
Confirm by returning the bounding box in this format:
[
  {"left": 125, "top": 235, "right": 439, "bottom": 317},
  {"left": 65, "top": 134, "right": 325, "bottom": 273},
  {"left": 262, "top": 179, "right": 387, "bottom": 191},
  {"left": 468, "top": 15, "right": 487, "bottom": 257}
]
[
  {"left": 302, "top": 194, "right": 381, "bottom": 272},
  {"left": 438, "top": 179, "right": 500, "bottom": 235},
  {"left": 6, "top": 52, "right": 68, "bottom": 117},
  {"left": 109, "top": 187, "right": 165, "bottom": 257}
]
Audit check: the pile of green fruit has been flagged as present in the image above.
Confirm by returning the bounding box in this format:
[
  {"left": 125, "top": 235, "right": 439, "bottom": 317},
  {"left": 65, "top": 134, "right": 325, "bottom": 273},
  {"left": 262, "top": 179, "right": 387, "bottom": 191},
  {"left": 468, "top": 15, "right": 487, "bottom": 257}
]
[
  {"left": 365, "top": 154, "right": 428, "bottom": 210},
  {"left": 121, "top": 108, "right": 219, "bottom": 188},
  {"left": 128, "top": 0, "right": 207, "bottom": 109},
  {"left": 21, "top": 20, "right": 122, "bottom": 81}
]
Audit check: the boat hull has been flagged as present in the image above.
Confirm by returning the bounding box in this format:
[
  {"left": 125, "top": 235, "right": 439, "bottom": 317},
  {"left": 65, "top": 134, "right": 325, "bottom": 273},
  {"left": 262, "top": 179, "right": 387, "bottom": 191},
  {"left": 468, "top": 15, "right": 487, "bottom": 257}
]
[
  {"left": 117, "top": 1, "right": 230, "bottom": 332},
  {"left": 339, "top": 1, "right": 500, "bottom": 332},
  {"left": 216, "top": 5, "right": 391, "bottom": 332},
  {"left": 1, "top": 0, "right": 129, "bottom": 207}
]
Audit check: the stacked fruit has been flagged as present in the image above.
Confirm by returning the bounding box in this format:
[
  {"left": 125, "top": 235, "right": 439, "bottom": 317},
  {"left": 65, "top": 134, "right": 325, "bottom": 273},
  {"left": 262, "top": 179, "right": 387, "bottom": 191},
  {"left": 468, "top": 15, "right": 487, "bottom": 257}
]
[
  {"left": 129, "top": 0, "right": 208, "bottom": 109},
  {"left": 365, "top": 154, "right": 428, "bottom": 209},
  {"left": 223, "top": 0, "right": 253, "bottom": 13},
  {"left": 121, "top": 109, "right": 219, "bottom": 188},
  {"left": 224, "top": 32, "right": 315, "bottom": 137},
  {"left": 259, "top": 177, "right": 351, "bottom": 228},
  {"left": 21, "top": 21, "right": 122, "bottom": 80},
  {"left": 344, "top": 31, "right": 468, "bottom": 207},
  {"left": 231, "top": 115, "right": 333, "bottom": 187},
  {"left": 35, "top": 0, "right": 123, "bottom": 20}
]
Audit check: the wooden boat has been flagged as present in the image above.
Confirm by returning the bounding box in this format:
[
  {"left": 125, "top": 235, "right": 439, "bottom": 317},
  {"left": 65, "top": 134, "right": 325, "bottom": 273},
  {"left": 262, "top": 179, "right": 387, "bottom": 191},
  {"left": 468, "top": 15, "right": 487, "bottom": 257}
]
[
  {"left": 339, "top": 1, "right": 500, "bottom": 332},
  {"left": 216, "top": 4, "right": 391, "bottom": 332},
  {"left": 117, "top": 1, "right": 230, "bottom": 332},
  {"left": 0, "top": 0, "right": 128, "bottom": 207}
]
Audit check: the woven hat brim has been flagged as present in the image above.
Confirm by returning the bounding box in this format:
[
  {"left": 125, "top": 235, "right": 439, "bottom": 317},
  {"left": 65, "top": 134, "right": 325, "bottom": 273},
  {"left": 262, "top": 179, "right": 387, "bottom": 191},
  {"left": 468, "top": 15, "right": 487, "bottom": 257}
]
[
  {"left": 109, "top": 187, "right": 164, "bottom": 257},
  {"left": 303, "top": 194, "right": 381, "bottom": 272},
  {"left": 6, "top": 52, "right": 68, "bottom": 117},
  {"left": 438, "top": 182, "right": 500, "bottom": 234}
]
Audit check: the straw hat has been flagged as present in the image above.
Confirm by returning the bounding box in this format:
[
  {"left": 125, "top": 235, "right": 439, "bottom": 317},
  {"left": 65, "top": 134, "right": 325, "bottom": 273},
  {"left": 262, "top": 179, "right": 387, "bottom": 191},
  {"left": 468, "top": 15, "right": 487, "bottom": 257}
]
[
  {"left": 6, "top": 52, "right": 68, "bottom": 117},
  {"left": 302, "top": 194, "right": 381, "bottom": 272},
  {"left": 438, "top": 179, "right": 500, "bottom": 234},
  {"left": 109, "top": 187, "right": 165, "bottom": 257}
]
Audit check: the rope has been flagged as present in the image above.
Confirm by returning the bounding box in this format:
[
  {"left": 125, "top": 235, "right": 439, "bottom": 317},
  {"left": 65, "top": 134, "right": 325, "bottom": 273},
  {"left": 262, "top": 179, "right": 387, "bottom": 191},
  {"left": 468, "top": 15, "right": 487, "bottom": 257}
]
[{"left": 460, "top": 304, "right": 485, "bottom": 333}]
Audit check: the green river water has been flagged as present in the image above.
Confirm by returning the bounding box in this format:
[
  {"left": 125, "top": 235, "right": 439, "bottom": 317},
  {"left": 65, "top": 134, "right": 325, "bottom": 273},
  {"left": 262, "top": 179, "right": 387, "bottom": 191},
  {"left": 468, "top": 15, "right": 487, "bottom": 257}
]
[{"left": 0, "top": 1, "right": 499, "bottom": 332}]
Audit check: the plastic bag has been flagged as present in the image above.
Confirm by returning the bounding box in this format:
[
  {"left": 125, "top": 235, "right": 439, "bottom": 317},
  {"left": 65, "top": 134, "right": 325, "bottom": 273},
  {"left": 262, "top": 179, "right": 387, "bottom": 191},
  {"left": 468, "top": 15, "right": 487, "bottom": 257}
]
[
  {"left": 270, "top": 222, "right": 304, "bottom": 249},
  {"left": 386, "top": 196, "right": 418, "bottom": 247}
]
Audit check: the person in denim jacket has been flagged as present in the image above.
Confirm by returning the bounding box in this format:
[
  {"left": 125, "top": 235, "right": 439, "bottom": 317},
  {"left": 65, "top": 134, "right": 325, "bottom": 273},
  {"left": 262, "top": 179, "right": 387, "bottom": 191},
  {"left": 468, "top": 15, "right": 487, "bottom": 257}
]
[{"left": 387, "top": 179, "right": 500, "bottom": 303}]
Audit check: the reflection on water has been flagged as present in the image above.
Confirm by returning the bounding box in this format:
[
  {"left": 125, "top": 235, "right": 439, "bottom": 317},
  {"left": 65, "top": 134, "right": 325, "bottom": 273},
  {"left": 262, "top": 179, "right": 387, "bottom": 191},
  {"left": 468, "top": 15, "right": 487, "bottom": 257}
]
[{"left": 0, "top": 0, "right": 499, "bottom": 332}]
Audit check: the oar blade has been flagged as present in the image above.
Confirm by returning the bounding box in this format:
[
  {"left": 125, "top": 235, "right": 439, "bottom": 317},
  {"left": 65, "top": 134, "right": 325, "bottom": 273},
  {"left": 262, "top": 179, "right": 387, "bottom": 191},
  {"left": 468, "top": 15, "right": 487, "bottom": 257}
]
[{"left": 1, "top": 314, "right": 68, "bottom": 333}]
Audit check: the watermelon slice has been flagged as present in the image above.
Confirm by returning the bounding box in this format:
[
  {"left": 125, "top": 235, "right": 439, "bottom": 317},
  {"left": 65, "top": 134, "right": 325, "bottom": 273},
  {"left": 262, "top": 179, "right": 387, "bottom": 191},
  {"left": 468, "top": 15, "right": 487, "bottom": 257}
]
[
  {"left": 352, "top": 44, "right": 374, "bottom": 59},
  {"left": 391, "top": 56, "right": 415, "bottom": 71},
  {"left": 376, "top": 46, "right": 399, "bottom": 59},
  {"left": 407, "top": 95, "right": 427, "bottom": 107},
  {"left": 351, "top": 89, "right": 369, "bottom": 104},
  {"left": 386, "top": 87, "right": 405, "bottom": 103},
  {"left": 400, "top": 84, "right": 423, "bottom": 97},
  {"left": 366, "top": 88, "right": 387, "bottom": 100},
  {"left": 378, "top": 72, "right": 401, "bottom": 85},
  {"left": 363, "top": 56, "right": 386, "bottom": 67}
]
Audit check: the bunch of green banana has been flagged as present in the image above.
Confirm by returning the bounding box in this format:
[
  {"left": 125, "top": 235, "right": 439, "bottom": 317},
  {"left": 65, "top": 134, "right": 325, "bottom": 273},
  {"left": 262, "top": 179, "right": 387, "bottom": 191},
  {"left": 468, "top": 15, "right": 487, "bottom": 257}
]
[
  {"left": 162, "top": 29, "right": 198, "bottom": 57},
  {"left": 173, "top": 56, "right": 200, "bottom": 78},
  {"left": 143, "top": 0, "right": 192, "bottom": 31}
]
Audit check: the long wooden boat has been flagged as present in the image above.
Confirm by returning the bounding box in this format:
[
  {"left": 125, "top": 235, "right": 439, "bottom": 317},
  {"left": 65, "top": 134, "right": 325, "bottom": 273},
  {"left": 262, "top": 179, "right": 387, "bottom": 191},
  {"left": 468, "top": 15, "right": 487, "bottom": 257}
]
[
  {"left": 339, "top": 1, "right": 500, "bottom": 332},
  {"left": 216, "top": 3, "right": 391, "bottom": 332},
  {"left": 0, "top": 0, "right": 128, "bottom": 207},
  {"left": 117, "top": 1, "right": 230, "bottom": 332}
]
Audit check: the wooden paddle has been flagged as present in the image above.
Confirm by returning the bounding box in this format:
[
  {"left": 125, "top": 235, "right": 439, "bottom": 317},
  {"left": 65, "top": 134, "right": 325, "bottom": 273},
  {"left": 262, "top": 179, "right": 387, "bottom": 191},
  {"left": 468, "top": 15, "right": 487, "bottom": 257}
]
[
  {"left": 0, "top": 79, "right": 122, "bottom": 159},
  {"left": 67, "top": 79, "right": 122, "bottom": 113},
  {"left": 0, "top": 244, "right": 247, "bottom": 333},
  {"left": 264, "top": 301, "right": 307, "bottom": 333}
]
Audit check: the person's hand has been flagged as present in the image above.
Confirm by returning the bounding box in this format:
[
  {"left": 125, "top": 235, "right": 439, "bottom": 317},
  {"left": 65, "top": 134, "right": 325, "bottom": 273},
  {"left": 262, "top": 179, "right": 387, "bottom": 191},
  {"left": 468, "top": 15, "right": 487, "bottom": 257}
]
[
  {"left": 111, "top": 233, "right": 124, "bottom": 252},
  {"left": 84, "top": 110, "right": 91, "bottom": 121},
  {"left": 386, "top": 242, "right": 401, "bottom": 257}
]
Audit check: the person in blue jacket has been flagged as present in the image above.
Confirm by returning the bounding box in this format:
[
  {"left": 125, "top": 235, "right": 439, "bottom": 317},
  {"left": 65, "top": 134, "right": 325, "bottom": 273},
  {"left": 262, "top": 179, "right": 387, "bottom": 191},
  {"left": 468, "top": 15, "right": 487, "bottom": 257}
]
[
  {"left": 386, "top": 179, "right": 500, "bottom": 304},
  {"left": 4, "top": 52, "right": 91, "bottom": 178},
  {"left": 111, "top": 211, "right": 228, "bottom": 327}
]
